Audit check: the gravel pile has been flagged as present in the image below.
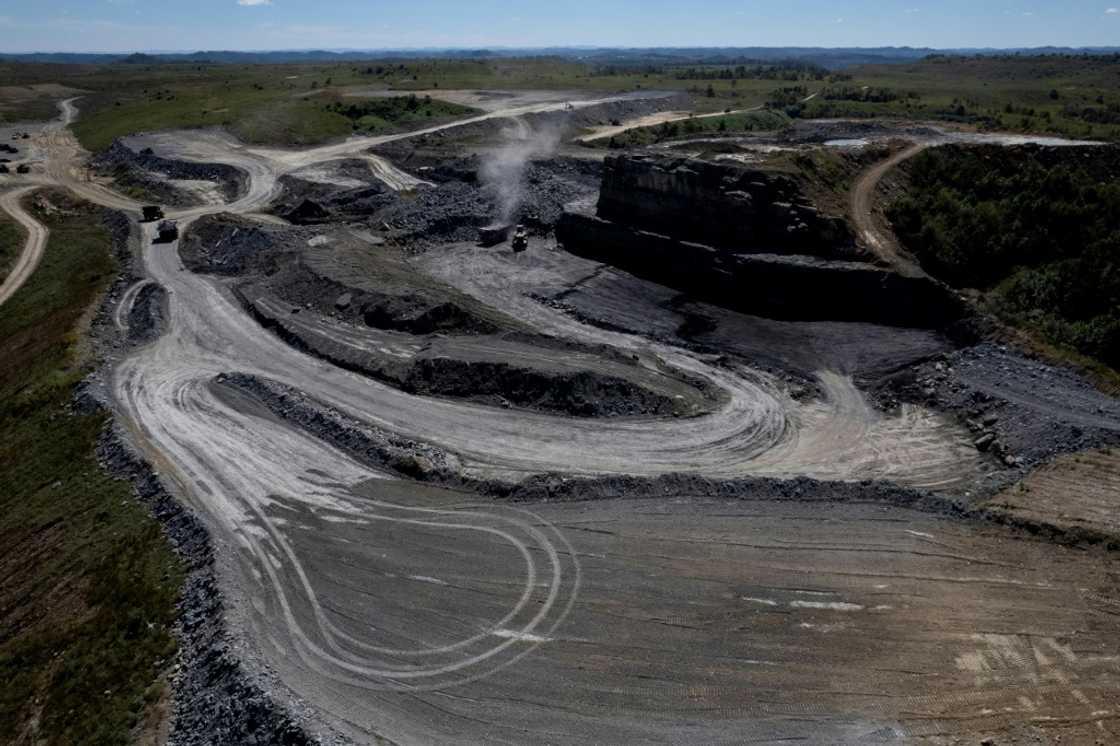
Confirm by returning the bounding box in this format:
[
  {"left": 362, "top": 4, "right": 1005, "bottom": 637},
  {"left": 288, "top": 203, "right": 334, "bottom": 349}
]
[
  {"left": 180, "top": 214, "right": 298, "bottom": 276},
  {"left": 877, "top": 342, "right": 1120, "bottom": 478}
]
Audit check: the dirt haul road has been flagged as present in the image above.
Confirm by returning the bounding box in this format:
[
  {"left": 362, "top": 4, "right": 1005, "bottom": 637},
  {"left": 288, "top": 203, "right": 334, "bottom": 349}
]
[
  {"left": 849, "top": 141, "right": 930, "bottom": 276},
  {"left": 0, "top": 186, "right": 49, "bottom": 307},
  {"left": 8, "top": 97, "right": 1120, "bottom": 744}
]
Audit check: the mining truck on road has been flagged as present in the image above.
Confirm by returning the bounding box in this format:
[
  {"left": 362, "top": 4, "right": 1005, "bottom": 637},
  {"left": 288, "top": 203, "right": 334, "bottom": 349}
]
[
  {"left": 478, "top": 222, "right": 512, "bottom": 247},
  {"left": 511, "top": 225, "right": 529, "bottom": 253},
  {"left": 157, "top": 219, "right": 179, "bottom": 242}
]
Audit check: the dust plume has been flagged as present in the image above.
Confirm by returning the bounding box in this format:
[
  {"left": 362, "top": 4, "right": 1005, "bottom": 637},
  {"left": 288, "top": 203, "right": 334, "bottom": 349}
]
[{"left": 480, "top": 117, "right": 564, "bottom": 224}]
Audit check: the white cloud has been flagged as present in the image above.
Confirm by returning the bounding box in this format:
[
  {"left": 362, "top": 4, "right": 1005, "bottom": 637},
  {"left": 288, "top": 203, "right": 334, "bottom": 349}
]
[
  {"left": 237, "top": 0, "right": 272, "bottom": 6},
  {"left": 1106, "top": 7, "right": 1119, "bottom": 13}
]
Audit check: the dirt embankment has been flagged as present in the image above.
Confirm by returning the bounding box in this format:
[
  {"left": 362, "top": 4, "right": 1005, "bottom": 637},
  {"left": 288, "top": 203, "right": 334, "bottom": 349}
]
[
  {"left": 183, "top": 214, "right": 702, "bottom": 418},
  {"left": 876, "top": 342, "right": 1120, "bottom": 477},
  {"left": 216, "top": 367, "right": 1120, "bottom": 552},
  {"left": 92, "top": 139, "right": 248, "bottom": 208}
]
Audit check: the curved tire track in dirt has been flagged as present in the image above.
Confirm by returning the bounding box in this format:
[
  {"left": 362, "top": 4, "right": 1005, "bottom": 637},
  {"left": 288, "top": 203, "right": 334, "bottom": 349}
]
[{"left": 0, "top": 186, "right": 48, "bottom": 307}]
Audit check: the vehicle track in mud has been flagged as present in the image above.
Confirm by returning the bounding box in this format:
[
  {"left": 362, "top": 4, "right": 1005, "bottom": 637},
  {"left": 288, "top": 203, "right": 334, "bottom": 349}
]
[{"left": 6, "top": 96, "right": 1120, "bottom": 744}]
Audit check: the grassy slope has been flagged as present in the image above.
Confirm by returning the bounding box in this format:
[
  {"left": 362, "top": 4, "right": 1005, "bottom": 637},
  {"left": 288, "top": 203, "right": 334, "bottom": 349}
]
[
  {"left": 0, "top": 190, "right": 182, "bottom": 745},
  {"left": 320, "top": 93, "right": 478, "bottom": 135},
  {"left": 0, "top": 59, "right": 791, "bottom": 151},
  {"left": 0, "top": 211, "right": 25, "bottom": 285},
  {"left": 0, "top": 84, "right": 81, "bottom": 124},
  {"left": 800, "top": 55, "right": 1120, "bottom": 141}
]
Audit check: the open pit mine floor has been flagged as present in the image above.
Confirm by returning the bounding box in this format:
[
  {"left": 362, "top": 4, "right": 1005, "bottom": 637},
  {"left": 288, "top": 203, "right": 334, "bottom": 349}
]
[{"left": 3, "top": 96, "right": 1120, "bottom": 745}]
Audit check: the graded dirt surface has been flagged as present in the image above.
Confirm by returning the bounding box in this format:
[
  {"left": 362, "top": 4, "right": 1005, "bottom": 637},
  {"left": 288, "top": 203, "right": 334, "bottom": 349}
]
[
  {"left": 244, "top": 479, "right": 1120, "bottom": 745},
  {"left": 5, "top": 95, "right": 1120, "bottom": 745},
  {"left": 987, "top": 448, "right": 1120, "bottom": 541}
]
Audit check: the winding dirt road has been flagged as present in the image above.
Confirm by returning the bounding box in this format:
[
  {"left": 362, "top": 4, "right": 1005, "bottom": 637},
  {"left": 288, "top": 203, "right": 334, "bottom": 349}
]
[
  {"left": 0, "top": 187, "right": 48, "bottom": 307},
  {"left": 849, "top": 141, "right": 930, "bottom": 276},
  {"left": 5, "top": 97, "right": 1119, "bottom": 744}
]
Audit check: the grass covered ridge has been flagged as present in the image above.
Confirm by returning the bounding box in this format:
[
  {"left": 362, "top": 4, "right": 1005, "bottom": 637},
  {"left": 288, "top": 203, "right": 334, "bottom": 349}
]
[
  {"left": 0, "top": 210, "right": 25, "bottom": 286},
  {"left": 888, "top": 145, "right": 1120, "bottom": 373},
  {"left": 0, "top": 190, "right": 182, "bottom": 745},
  {"left": 320, "top": 93, "right": 478, "bottom": 135},
  {"left": 5, "top": 54, "right": 1120, "bottom": 153},
  {"left": 788, "top": 55, "right": 1120, "bottom": 141}
]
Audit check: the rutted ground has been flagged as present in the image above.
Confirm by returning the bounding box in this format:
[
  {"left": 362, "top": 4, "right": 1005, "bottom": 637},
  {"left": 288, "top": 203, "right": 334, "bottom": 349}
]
[{"left": 2, "top": 95, "right": 1120, "bottom": 745}]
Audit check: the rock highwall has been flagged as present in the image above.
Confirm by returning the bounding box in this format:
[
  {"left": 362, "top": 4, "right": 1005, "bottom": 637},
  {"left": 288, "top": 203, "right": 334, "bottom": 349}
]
[
  {"left": 557, "top": 208, "right": 964, "bottom": 328},
  {"left": 596, "top": 154, "right": 857, "bottom": 259}
]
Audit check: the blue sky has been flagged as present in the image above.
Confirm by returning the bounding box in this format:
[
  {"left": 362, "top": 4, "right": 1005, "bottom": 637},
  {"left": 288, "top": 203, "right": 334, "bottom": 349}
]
[{"left": 1, "top": 1, "right": 1118, "bottom": 53}]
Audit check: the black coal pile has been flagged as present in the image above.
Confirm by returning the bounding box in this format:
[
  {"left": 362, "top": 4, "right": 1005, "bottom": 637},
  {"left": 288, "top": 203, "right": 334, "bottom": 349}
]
[{"left": 179, "top": 214, "right": 296, "bottom": 276}]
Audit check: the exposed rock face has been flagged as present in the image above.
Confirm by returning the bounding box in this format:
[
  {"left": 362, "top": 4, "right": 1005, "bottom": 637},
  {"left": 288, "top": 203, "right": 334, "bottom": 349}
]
[
  {"left": 596, "top": 154, "right": 856, "bottom": 259},
  {"left": 557, "top": 155, "right": 966, "bottom": 329}
]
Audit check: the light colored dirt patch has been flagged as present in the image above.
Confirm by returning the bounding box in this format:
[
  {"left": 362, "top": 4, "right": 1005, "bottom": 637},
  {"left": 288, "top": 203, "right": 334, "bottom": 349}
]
[
  {"left": 249, "top": 486, "right": 1120, "bottom": 745},
  {"left": 986, "top": 448, "right": 1120, "bottom": 541},
  {"left": 167, "top": 179, "right": 226, "bottom": 206}
]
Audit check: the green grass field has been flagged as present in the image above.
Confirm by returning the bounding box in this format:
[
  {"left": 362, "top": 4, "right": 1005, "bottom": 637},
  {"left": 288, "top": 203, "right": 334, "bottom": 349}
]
[
  {"left": 795, "top": 55, "right": 1120, "bottom": 141},
  {"left": 0, "top": 211, "right": 25, "bottom": 286},
  {"left": 0, "top": 190, "right": 182, "bottom": 746},
  {"left": 0, "top": 58, "right": 804, "bottom": 151},
  {"left": 1, "top": 54, "right": 1118, "bottom": 152}
]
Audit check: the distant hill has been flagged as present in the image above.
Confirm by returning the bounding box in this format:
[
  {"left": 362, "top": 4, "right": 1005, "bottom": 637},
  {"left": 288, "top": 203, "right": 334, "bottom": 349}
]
[{"left": 2, "top": 46, "right": 1118, "bottom": 70}]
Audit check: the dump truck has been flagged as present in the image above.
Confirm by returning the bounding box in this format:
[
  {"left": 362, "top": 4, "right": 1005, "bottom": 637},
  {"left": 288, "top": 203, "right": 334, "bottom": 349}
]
[
  {"left": 15, "top": 164, "right": 30, "bottom": 174},
  {"left": 511, "top": 225, "right": 529, "bottom": 253},
  {"left": 142, "top": 205, "right": 164, "bottom": 222},
  {"left": 478, "top": 223, "right": 512, "bottom": 247},
  {"left": 157, "top": 219, "right": 179, "bottom": 242}
]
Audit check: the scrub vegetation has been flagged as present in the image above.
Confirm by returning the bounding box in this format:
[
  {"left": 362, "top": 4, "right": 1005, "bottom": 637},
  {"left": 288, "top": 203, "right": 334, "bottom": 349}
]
[
  {"left": 3, "top": 54, "right": 1118, "bottom": 152},
  {"left": 0, "top": 211, "right": 24, "bottom": 285},
  {"left": 786, "top": 54, "right": 1120, "bottom": 141},
  {"left": 0, "top": 190, "right": 182, "bottom": 745},
  {"left": 320, "top": 93, "right": 478, "bottom": 134},
  {"left": 889, "top": 145, "right": 1120, "bottom": 372}
]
